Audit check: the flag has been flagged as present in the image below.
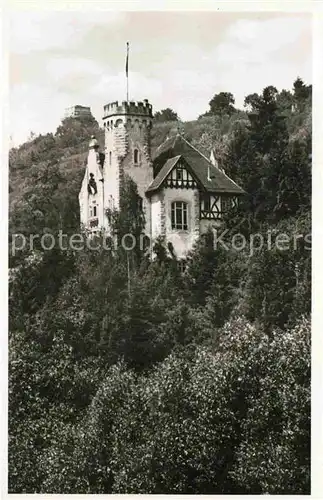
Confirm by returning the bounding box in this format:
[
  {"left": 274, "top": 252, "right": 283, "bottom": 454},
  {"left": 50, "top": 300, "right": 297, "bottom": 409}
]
[{"left": 126, "top": 42, "right": 129, "bottom": 77}]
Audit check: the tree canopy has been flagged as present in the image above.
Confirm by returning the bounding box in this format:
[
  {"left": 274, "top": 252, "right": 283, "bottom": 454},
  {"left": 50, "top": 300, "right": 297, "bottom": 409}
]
[
  {"left": 154, "top": 108, "right": 179, "bottom": 122},
  {"left": 208, "top": 91, "right": 236, "bottom": 116}
]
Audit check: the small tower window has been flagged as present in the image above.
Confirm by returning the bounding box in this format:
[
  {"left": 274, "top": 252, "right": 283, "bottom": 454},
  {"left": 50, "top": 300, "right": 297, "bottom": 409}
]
[
  {"left": 137, "top": 196, "right": 143, "bottom": 212},
  {"left": 134, "top": 148, "right": 139, "bottom": 165},
  {"left": 89, "top": 202, "right": 98, "bottom": 219},
  {"left": 109, "top": 151, "right": 112, "bottom": 165}
]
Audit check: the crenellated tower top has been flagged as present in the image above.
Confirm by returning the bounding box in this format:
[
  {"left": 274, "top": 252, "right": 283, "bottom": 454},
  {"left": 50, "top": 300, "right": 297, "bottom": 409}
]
[
  {"left": 103, "top": 99, "right": 153, "bottom": 119},
  {"left": 101, "top": 96, "right": 154, "bottom": 233}
]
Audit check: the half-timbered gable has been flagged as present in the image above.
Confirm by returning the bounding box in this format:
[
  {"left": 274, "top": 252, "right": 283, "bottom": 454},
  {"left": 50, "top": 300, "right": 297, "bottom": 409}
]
[
  {"left": 146, "top": 155, "right": 203, "bottom": 195},
  {"left": 165, "top": 158, "right": 199, "bottom": 189}
]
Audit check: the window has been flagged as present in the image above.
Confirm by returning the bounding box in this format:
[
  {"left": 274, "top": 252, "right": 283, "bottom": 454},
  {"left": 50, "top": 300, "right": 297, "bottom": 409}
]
[
  {"left": 171, "top": 201, "right": 188, "bottom": 230},
  {"left": 176, "top": 168, "right": 183, "bottom": 181},
  {"left": 88, "top": 173, "right": 97, "bottom": 195},
  {"left": 89, "top": 203, "right": 97, "bottom": 218},
  {"left": 178, "top": 260, "right": 187, "bottom": 274},
  {"left": 134, "top": 148, "right": 139, "bottom": 165},
  {"left": 203, "top": 195, "right": 211, "bottom": 212},
  {"left": 109, "top": 151, "right": 112, "bottom": 165},
  {"left": 137, "top": 196, "right": 143, "bottom": 212}
]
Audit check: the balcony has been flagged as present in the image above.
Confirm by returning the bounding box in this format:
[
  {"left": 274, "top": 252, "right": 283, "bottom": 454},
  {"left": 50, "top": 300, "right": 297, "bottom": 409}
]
[{"left": 89, "top": 218, "right": 99, "bottom": 228}]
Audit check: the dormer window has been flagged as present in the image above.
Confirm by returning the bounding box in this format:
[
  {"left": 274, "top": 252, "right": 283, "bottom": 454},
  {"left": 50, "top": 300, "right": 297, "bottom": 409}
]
[{"left": 134, "top": 148, "right": 139, "bottom": 165}]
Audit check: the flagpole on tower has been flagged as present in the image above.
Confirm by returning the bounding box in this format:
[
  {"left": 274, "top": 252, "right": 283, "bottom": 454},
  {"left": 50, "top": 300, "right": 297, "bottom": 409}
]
[{"left": 126, "top": 41, "right": 129, "bottom": 103}]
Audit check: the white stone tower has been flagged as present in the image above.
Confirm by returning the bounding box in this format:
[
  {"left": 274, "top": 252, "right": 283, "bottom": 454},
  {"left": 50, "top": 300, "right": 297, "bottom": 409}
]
[{"left": 102, "top": 99, "right": 153, "bottom": 237}]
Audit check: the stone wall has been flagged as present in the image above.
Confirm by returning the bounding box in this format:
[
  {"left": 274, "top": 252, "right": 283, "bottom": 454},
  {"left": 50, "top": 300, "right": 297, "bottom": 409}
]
[{"left": 104, "top": 115, "right": 153, "bottom": 238}]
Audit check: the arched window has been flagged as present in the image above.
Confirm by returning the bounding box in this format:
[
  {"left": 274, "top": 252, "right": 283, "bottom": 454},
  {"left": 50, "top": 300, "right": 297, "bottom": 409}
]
[
  {"left": 134, "top": 148, "right": 139, "bottom": 165},
  {"left": 171, "top": 201, "right": 188, "bottom": 230},
  {"left": 109, "top": 151, "right": 112, "bottom": 165}
]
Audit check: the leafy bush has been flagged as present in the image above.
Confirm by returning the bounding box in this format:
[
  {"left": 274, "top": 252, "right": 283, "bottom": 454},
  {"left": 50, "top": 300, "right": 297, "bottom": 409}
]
[{"left": 33, "top": 317, "right": 310, "bottom": 494}]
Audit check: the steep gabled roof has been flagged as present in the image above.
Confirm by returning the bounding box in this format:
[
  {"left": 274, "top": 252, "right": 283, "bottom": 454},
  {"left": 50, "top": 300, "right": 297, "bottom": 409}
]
[
  {"left": 152, "top": 134, "right": 245, "bottom": 195},
  {"left": 146, "top": 155, "right": 204, "bottom": 195}
]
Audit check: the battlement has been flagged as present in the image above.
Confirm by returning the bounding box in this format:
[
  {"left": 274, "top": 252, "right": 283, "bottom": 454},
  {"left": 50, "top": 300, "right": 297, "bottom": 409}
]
[{"left": 103, "top": 99, "right": 153, "bottom": 119}]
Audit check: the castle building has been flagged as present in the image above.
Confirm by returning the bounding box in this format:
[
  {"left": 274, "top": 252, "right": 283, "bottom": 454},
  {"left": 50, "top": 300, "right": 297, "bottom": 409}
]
[
  {"left": 64, "top": 105, "right": 93, "bottom": 119},
  {"left": 79, "top": 99, "right": 244, "bottom": 259}
]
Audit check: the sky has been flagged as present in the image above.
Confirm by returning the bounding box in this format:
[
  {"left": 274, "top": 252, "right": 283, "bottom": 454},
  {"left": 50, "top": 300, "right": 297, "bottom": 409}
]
[{"left": 9, "top": 10, "right": 312, "bottom": 146}]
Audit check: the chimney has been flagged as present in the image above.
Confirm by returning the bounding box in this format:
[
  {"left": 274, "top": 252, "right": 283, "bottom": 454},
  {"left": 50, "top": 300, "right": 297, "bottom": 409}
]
[
  {"left": 209, "top": 148, "right": 225, "bottom": 174},
  {"left": 207, "top": 165, "right": 211, "bottom": 181},
  {"left": 207, "top": 164, "right": 216, "bottom": 181},
  {"left": 209, "top": 149, "right": 218, "bottom": 168}
]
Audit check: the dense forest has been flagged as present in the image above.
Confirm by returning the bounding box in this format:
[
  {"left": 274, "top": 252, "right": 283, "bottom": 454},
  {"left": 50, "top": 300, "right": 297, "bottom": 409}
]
[{"left": 9, "top": 78, "right": 311, "bottom": 494}]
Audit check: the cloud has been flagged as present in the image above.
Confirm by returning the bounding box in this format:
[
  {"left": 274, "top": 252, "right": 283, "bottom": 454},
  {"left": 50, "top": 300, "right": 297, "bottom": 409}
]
[
  {"left": 10, "top": 11, "right": 123, "bottom": 54},
  {"left": 45, "top": 56, "right": 107, "bottom": 95},
  {"left": 9, "top": 13, "right": 311, "bottom": 145},
  {"left": 216, "top": 16, "right": 309, "bottom": 65},
  {"left": 213, "top": 16, "right": 311, "bottom": 107},
  {"left": 10, "top": 83, "right": 71, "bottom": 145},
  {"left": 90, "top": 71, "right": 163, "bottom": 118}
]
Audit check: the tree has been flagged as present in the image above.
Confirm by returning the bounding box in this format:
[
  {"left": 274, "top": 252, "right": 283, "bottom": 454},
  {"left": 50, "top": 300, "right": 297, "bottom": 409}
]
[
  {"left": 276, "top": 89, "right": 294, "bottom": 115},
  {"left": 55, "top": 114, "right": 99, "bottom": 149},
  {"left": 38, "top": 316, "right": 310, "bottom": 494},
  {"left": 154, "top": 108, "right": 179, "bottom": 122},
  {"left": 28, "top": 131, "right": 37, "bottom": 141},
  {"left": 293, "top": 77, "right": 312, "bottom": 111},
  {"left": 208, "top": 92, "right": 236, "bottom": 116}
]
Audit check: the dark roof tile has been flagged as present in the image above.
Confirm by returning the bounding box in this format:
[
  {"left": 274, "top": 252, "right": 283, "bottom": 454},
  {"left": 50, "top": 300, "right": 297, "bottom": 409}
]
[
  {"left": 146, "top": 155, "right": 181, "bottom": 193},
  {"left": 152, "top": 134, "right": 245, "bottom": 195}
]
